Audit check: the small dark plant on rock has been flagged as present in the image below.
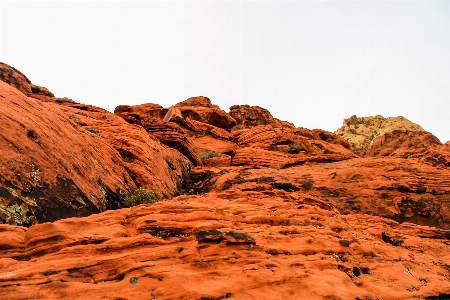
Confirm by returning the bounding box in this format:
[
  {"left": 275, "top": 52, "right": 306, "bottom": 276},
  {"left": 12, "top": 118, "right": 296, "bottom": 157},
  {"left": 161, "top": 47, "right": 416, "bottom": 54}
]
[
  {"left": 199, "top": 148, "right": 221, "bottom": 160},
  {"left": 85, "top": 127, "right": 99, "bottom": 134},
  {"left": 288, "top": 143, "right": 303, "bottom": 154},
  {"left": 124, "top": 187, "right": 159, "bottom": 207}
]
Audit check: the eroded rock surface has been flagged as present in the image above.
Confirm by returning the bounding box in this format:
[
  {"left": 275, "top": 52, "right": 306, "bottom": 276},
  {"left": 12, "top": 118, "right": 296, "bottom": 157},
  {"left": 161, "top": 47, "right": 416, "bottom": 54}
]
[
  {"left": 191, "top": 157, "right": 450, "bottom": 230},
  {"left": 335, "top": 115, "right": 427, "bottom": 155},
  {"left": 229, "top": 104, "right": 295, "bottom": 129},
  {"left": 1, "top": 62, "right": 450, "bottom": 299},
  {"left": 366, "top": 130, "right": 442, "bottom": 157},
  {"left": 0, "top": 192, "right": 449, "bottom": 299},
  {"left": 0, "top": 66, "right": 192, "bottom": 226}
]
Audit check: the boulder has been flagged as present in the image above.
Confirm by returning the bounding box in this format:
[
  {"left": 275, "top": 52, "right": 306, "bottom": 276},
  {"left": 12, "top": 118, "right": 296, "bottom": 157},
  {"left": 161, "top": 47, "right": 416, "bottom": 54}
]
[
  {"left": 335, "top": 115, "right": 426, "bottom": 155},
  {"left": 365, "top": 130, "right": 442, "bottom": 157}
]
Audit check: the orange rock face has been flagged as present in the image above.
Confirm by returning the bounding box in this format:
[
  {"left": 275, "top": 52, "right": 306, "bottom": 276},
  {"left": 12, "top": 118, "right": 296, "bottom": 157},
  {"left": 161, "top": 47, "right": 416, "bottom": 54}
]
[
  {"left": 0, "top": 192, "right": 449, "bottom": 299},
  {"left": 365, "top": 130, "right": 442, "bottom": 157},
  {"left": 1, "top": 63, "right": 450, "bottom": 299},
  {"left": 229, "top": 104, "right": 295, "bottom": 129},
  {"left": 0, "top": 67, "right": 192, "bottom": 226}
]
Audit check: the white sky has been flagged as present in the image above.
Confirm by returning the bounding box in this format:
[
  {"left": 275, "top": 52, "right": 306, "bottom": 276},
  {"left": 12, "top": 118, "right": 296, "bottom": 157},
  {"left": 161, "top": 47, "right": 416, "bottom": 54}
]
[{"left": 1, "top": 1, "right": 449, "bottom": 142}]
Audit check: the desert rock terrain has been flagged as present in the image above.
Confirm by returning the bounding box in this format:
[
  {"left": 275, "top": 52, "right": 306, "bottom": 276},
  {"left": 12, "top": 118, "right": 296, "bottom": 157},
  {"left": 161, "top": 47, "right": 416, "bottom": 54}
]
[{"left": 0, "top": 63, "right": 449, "bottom": 299}]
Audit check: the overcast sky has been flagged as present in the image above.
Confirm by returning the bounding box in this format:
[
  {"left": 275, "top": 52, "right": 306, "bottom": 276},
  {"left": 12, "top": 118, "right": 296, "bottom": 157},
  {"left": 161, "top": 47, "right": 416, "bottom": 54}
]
[{"left": 1, "top": 1, "right": 449, "bottom": 142}]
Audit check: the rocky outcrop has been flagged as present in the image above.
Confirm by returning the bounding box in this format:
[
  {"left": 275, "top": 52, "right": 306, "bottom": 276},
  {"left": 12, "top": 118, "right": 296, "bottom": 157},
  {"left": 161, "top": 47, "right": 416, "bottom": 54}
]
[
  {"left": 235, "top": 125, "right": 354, "bottom": 157},
  {"left": 116, "top": 112, "right": 203, "bottom": 166},
  {"left": 229, "top": 104, "right": 295, "bottom": 129},
  {"left": 175, "top": 95, "right": 214, "bottom": 108},
  {"left": 335, "top": 115, "right": 426, "bottom": 155},
  {"left": 192, "top": 156, "right": 450, "bottom": 230},
  {"left": 115, "top": 96, "right": 237, "bottom": 130},
  {"left": 366, "top": 130, "right": 442, "bottom": 157},
  {"left": 0, "top": 62, "right": 55, "bottom": 101},
  {"left": 0, "top": 68, "right": 192, "bottom": 226},
  {"left": 0, "top": 80, "right": 135, "bottom": 225},
  {"left": 2, "top": 62, "right": 450, "bottom": 299},
  {"left": 175, "top": 97, "right": 237, "bottom": 130},
  {"left": 0, "top": 191, "right": 449, "bottom": 299},
  {"left": 56, "top": 107, "right": 193, "bottom": 197},
  {"left": 114, "top": 103, "right": 167, "bottom": 119}
]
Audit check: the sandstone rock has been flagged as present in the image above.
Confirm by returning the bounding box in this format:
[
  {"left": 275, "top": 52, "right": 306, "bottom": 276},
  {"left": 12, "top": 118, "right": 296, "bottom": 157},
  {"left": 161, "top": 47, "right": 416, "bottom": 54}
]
[
  {"left": 193, "top": 157, "right": 450, "bottom": 229},
  {"left": 0, "top": 191, "right": 449, "bottom": 299},
  {"left": 335, "top": 115, "right": 426, "bottom": 155},
  {"left": 439, "top": 141, "right": 450, "bottom": 152},
  {"left": 229, "top": 104, "right": 275, "bottom": 127},
  {"left": 59, "top": 108, "right": 193, "bottom": 197},
  {"left": 194, "top": 136, "right": 237, "bottom": 154},
  {"left": 0, "top": 66, "right": 193, "bottom": 225},
  {"left": 229, "top": 104, "right": 295, "bottom": 129},
  {"left": 118, "top": 113, "right": 202, "bottom": 166},
  {"left": 177, "top": 104, "right": 236, "bottom": 130},
  {"left": 162, "top": 105, "right": 183, "bottom": 122},
  {"left": 182, "top": 118, "right": 233, "bottom": 141},
  {"left": 116, "top": 97, "right": 237, "bottom": 130},
  {"left": 232, "top": 147, "right": 292, "bottom": 168},
  {"left": 202, "top": 154, "right": 232, "bottom": 168},
  {"left": 176, "top": 96, "right": 214, "bottom": 108},
  {"left": 114, "top": 103, "right": 167, "bottom": 119},
  {"left": 2, "top": 62, "right": 450, "bottom": 299},
  {"left": 235, "top": 125, "right": 354, "bottom": 157},
  {"left": 0, "top": 62, "right": 34, "bottom": 95},
  {"left": 366, "top": 130, "right": 442, "bottom": 157},
  {"left": 0, "top": 80, "right": 135, "bottom": 225}
]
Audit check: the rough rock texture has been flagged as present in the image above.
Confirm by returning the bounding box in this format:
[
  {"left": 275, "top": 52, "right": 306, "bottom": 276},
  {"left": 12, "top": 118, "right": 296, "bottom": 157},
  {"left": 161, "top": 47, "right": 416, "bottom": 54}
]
[
  {"left": 175, "top": 97, "right": 237, "bottom": 130},
  {"left": 229, "top": 104, "right": 295, "bottom": 129},
  {"left": 235, "top": 125, "right": 353, "bottom": 157},
  {"left": 335, "top": 115, "right": 426, "bottom": 155},
  {"left": 0, "top": 80, "right": 134, "bottom": 225},
  {"left": 191, "top": 156, "right": 450, "bottom": 230},
  {"left": 115, "top": 103, "right": 167, "bottom": 119},
  {"left": 0, "top": 62, "right": 55, "bottom": 101},
  {"left": 0, "top": 66, "right": 192, "bottom": 226},
  {"left": 116, "top": 112, "right": 203, "bottom": 166},
  {"left": 0, "top": 192, "right": 449, "bottom": 299},
  {"left": 115, "top": 96, "right": 237, "bottom": 130},
  {"left": 366, "top": 130, "right": 442, "bottom": 157},
  {"left": 55, "top": 107, "right": 192, "bottom": 198},
  {"left": 2, "top": 63, "right": 450, "bottom": 299}
]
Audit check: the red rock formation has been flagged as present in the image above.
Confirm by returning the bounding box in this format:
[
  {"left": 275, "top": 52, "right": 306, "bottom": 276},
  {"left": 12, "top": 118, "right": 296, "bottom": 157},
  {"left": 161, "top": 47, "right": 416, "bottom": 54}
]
[
  {"left": 0, "top": 191, "right": 449, "bottom": 299},
  {"left": 234, "top": 125, "right": 354, "bottom": 158},
  {"left": 365, "top": 130, "right": 442, "bottom": 157},
  {"left": 0, "top": 67, "right": 193, "bottom": 225},
  {"left": 175, "top": 95, "right": 214, "bottom": 108},
  {"left": 229, "top": 104, "right": 295, "bottom": 129},
  {"left": 0, "top": 62, "right": 55, "bottom": 101},
  {"left": 114, "top": 103, "right": 167, "bottom": 119},
  {"left": 0, "top": 80, "right": 135, "bottom": 225},
  {"left": 2, "top": 63, "right": 450, "bottom": 299},
  {"left": 191, "top": 156, "right": 450, "bottom": 230},
  {"left": 117, "top": 112, "right": 203, "bottom": 166},
  {"left": 175, "top": 97, "right": 237, "bottom": 130}
]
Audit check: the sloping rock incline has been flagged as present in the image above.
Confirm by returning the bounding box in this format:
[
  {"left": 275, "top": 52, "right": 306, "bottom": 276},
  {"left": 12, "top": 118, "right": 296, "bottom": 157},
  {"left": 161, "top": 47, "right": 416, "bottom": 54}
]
[
  {"left": 335, "top": 115, "right": 426, "bottom": 155},
  {"left": 229, "top": 104, "right": 295, "bottom": 129},
  {"left": 0, "top": 67, "right": 192, "bottom": 226},
  {"left": 191, "top": 156, "right": 450, "bottom": 230},
  {"left": 0, "top": 62, "right": 54, "bottom": 101},
  {"left": 0, "top": 191, "right": 449, "bottom": 300},
  {"left": 366, "top": 130, "right": 442, "bottom": 157},
  {"left": 0, "top": 80, "right": 135, "bottom": 225}
]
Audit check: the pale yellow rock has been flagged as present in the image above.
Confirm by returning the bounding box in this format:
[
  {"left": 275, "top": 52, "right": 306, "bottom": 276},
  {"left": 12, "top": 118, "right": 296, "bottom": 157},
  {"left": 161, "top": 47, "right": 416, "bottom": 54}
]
[{"left": 334, "top": 115, "right": 425, "bottom": 155}]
